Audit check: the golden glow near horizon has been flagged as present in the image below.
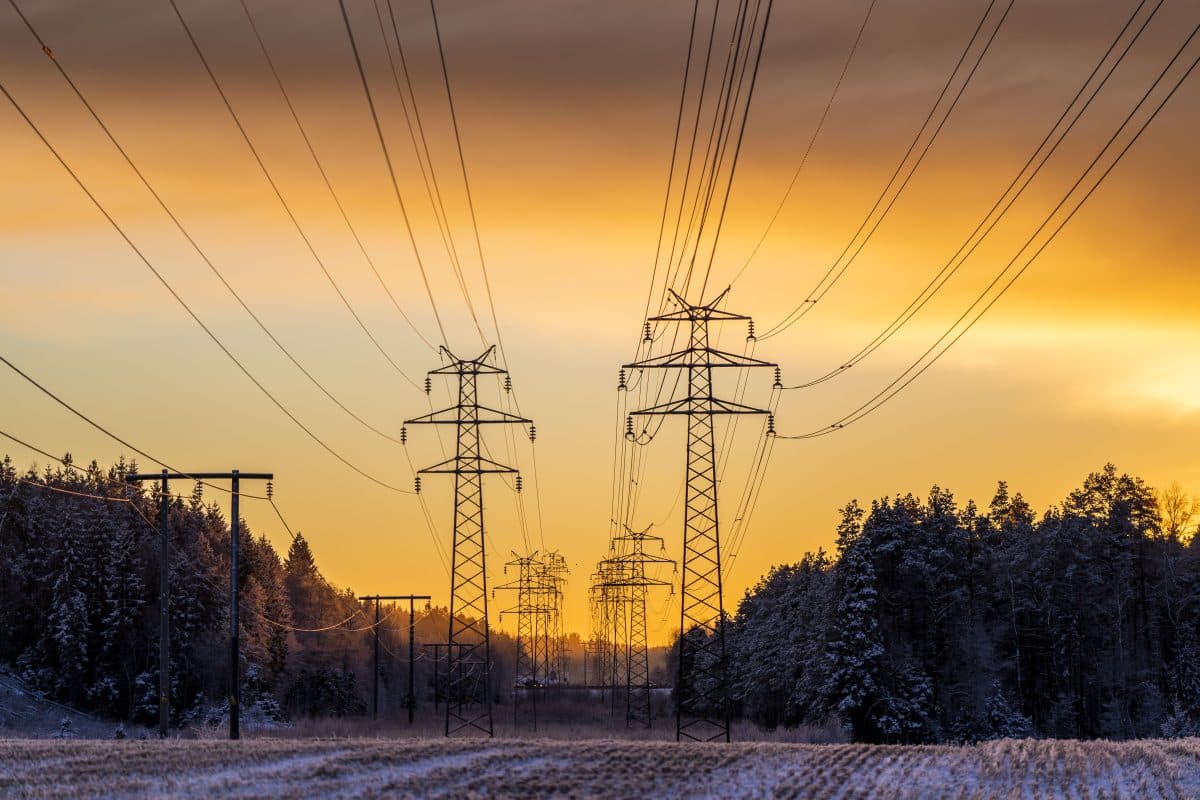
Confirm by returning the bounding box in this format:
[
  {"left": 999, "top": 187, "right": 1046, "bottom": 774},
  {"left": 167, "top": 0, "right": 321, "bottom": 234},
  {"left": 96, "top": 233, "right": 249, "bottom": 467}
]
[{"left": 1, "top": 1, "right": 1197, "bottom": 644}]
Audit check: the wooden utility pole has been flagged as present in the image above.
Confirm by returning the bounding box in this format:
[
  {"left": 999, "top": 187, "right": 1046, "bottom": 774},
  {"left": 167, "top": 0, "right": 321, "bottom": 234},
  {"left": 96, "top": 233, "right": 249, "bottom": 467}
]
[
  {"left": 126, "top": 470, "right": 272, "bottom": 741},
  {"left": 358, "top": 594, "right": 430, "bottom": 723}
]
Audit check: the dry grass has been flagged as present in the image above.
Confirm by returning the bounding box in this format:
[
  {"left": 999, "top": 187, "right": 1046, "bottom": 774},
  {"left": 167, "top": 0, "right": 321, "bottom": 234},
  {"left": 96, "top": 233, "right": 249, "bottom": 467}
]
[{"left": 1, "top": 736, "right": 1198, "bottom": 799}]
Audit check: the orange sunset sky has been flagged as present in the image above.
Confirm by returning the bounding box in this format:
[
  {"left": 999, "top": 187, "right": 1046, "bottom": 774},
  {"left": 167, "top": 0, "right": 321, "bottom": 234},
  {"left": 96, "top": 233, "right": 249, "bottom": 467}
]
[{"left": 1, "top": 0, "right": 1197, "bottom": 644}]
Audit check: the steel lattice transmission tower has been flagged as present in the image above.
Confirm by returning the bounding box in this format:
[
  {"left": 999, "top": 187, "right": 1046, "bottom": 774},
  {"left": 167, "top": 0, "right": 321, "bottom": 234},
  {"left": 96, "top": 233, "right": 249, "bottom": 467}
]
[
  {"left": 622, "top": 288, "right": 778, "bottom": 742},
  {"left": 604, "top": 524, "right": 676, "bottom": 727},
  {"left": 588, "top": 557, "right": 627, "bottom": 708},
  {"left": 403, "top": 346, "right": 534, "bottom": 737},
  {"left": 539, "top": 551, "right": 570, "bottom": 683},
  {"left": 495, "top": 550, "right": 553, "bottom": 729}
]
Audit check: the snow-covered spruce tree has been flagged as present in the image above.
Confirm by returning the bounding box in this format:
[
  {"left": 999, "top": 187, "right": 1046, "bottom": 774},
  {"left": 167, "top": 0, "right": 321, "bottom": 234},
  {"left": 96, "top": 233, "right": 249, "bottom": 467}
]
[
  {"left": 44, "top": 480, "right": 93, "bottom": 704},
  {"left": 821, "top": 501, "right": 890, "bottom": 742}
]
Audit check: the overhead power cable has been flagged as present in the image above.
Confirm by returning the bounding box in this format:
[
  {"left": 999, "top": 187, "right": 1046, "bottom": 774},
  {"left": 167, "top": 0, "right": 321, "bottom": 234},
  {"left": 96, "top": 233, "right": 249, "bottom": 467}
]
[
  {"left": 781, "top": 0, "right": 1165, "bottom": 390},
  {"left": 761, "top": 0, "right": 1014, "bottom": 339},
  {"left": 428, "top": 0, "right": 546, "bottom": 551},
  {"left": 638, "top": 0, "right": 702, "bottom": 351},
  {"left": 374, "top": 0, "right": 484, "bottom": 343},
  {"left": 775, "top": 24, "right": 1199, "bottom": 439},
  {"left": 0, "top": 77, "right": 413, "bottom": 494},
  {"left": 696, "top": 0, "right": 776, "bottom": 297},
  {"left": 5, "top": 1, "right": 417, "bottom": 451},
  {"left": 168, "top": 0, "right": 424, "bottom": 388},
  {"left": 732, "top": 0, "right": 878, "bottom": 284},
  {"left": 236, "top": 0, "right": 437, "bottom": 353},
  {"left": 337, "top": 0, "right": 450, "bottom": 349}
]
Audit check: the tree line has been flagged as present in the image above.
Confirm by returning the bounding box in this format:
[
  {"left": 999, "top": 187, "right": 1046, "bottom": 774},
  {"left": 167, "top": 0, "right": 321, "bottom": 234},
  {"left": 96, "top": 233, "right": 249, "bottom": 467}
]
[
  {"left": 0, "top": 454, "right": 527, "bottom": 728},
  {"left": 724, "top": 464, "right": 1200, "bottom": 742}
]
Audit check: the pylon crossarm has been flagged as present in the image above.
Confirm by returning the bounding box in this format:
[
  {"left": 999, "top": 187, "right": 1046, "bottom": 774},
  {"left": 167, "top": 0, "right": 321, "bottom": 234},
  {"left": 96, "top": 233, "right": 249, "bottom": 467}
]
[
  {"left": 428, "top": 345, "right": 505, "bottom": 375},
  {"left": 629, "top": 397, "right": 772, "bottom": 416},
  {"left": 623, "top": 347, "right": 776, "bottom": 370},
  {"left": 647, "top": 288, "right": 747, "bottom": 323},
  {"left": 417, "top": 455, "right": 518, "bottom": 474},
  {"left": 599, "top": 578, "right": 673, "bottom": 589},
  {"left": 404, "top": 405, "right": 531, "bottom": 425}
]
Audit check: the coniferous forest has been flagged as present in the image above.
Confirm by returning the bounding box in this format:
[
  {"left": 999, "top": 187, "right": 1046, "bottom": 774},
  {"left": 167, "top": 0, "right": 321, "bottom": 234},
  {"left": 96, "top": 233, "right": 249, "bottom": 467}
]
[
  {"left": 725, "top": 464, "right": 1200, "bottom": 743},
  {"left": 0, "top": 454, "right": 525, "bottom": 727},
  {"left": 3, "top": 454, "right": 1198, "bottom": 743}
]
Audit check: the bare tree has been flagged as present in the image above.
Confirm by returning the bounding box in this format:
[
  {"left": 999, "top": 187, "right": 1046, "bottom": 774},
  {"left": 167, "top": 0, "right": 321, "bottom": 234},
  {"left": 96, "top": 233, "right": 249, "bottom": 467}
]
[{"left": 1160, "top": 482, "right": 1200, "bottom": 543}]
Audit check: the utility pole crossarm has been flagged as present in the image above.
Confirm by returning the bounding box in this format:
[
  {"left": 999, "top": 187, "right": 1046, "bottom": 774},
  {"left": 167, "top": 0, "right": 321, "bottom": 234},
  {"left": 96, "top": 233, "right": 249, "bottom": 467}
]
[
  {"left": 357, "top": 594, "right": 431, "bottom": 724},
  {"left": 125, "top": 472, "right": 273, "bottom": 481},
  {"left": 126, "top": 469, "right": 273, "bottom": 742}
]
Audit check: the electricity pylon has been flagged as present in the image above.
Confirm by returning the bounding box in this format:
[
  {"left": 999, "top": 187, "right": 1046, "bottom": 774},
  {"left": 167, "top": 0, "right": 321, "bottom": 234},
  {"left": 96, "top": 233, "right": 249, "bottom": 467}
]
[
  {"left": 403, "top": 345, "right": 534, "bottom": 737},
  {"left": 622, "top": 288, "right": 778, "bottom": 743},
  {"left": 494, "top": 550, "right": 549, "bottom": 729},
  {"left": 592, "top": 556, "right": 631, "bottom": 715},
  {"left": 539, "top": 551, "right": 569, "bottom": 683},
  {"left": 587, "top": 560, "right": 619, "bottom": 704},
  {"left": 604, "top": 524, "right": 675, "bottom": 727}
]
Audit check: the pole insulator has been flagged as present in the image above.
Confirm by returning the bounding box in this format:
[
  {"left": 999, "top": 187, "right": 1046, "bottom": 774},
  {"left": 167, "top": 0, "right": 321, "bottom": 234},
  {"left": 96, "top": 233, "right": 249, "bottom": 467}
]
[
  {"left": 424, "top": 376, "right": 432, "bottom": 394},
  {"left": 528, "top": 424, "right": 537, "bottom": 443},
  {"left": 515, "top": 475, "right": 523, "bottom": 493},
  {"left": 400, "top": 425, "right": 408, "bottom": 445},
  {"left": 747, "top": 320, "right": 756, "bottom": 341},
  {"left": 773, "top": 366, "right": 782, "bottom": 389},
  {"left": 624, "top": 416, "right": 635, "bottom": 439},
  {"left": 643, "top": 322, "right": 652, "bottom": 343},
  {"left": 266, "top": 480, "right": 273, "bottom": 500},
  {"left": 767, "top": 414, "right": 776, "bottom": 437},
  {"left": 618, "top": 368, "right": 627, "bottom": 390},
  {"left": 414, "top": 475, "right": 422, "bottom": 494},
  {"left": 504, "top": 375, "right": 513, "bottom": 393}
]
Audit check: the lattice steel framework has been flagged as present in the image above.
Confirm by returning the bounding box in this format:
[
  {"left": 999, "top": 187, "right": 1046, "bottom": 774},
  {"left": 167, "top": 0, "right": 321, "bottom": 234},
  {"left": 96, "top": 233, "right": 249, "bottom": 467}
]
[
  {"left": 623, "top": 289, "right": 777, "bottom": 742},
  {"left": 540, "top": 551, "right": 570, "bottom": 683},
  {"left": 588, "top": 558, "right": 626, "bottom": 708},
  {"left": 404, "top": 346, "right": 533, "bottom": 737},
  {"left": 604, "top": 525, "right": 675, "bottom": 727},
  {"left": 495, "top": 550, "right": 550, "bottom": 729}
]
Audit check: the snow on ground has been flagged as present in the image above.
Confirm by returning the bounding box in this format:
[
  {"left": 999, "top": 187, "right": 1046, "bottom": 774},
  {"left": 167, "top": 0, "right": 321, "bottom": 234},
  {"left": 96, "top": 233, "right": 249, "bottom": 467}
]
[{"left": 1, "top": 737, "right": 1198, "bottom": 799}]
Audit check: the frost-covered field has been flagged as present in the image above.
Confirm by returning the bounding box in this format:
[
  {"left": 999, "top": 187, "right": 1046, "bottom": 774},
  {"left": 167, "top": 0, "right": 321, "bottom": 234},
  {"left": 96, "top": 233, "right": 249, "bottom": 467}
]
[{"left": 1, "top": 737, "right": 1198, "bottom": 799}]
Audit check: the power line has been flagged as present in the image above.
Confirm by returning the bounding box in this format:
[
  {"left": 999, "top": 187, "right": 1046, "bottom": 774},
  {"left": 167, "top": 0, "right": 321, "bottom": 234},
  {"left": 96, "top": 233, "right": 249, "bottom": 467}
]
[
  {"left": 761, "top": 0, "right": 1014, "bottom": 339},
  {"left": 168, "top": 0, "right": 424, "bottom": 387},
  {"left": 429, "top": 0, "right": 503, "bottom": 362},
  {"left": 0, "top": 78, "right": 413, "bottom": 494},
  {"left": 236, "top": 0, "right": 437, "bottom": 353},
  {"left": 337, "top": 0, "right": 450, "bottom": 348},
  {"left": 672, "top": 0, "right": 759, "bottom": 301},
  {"left": 5, "top": 0, "right": 418, "bottom": 452},
  {"left": 696, "top": 0, "right": 776, "bottom": 297},
  {"left": 639, "top": 0, "right": 702, "bottom": 349},
  {"left": 374, "top": 0, "right": 485, "bottom": 343},
  {"left": 780, "top": 0, "right": 1165, "bottom": 390},
  {"left": 427, "top": 0, "right": 545, "bottom": 551},
  {"left": 0, "top": 355, "right": 245, "bottom": 500},
  {"left": 776, "top": 26, "right": 1199, "bottom": 439},
  {"left": 731, "top": 0, "right": 878, "bottom": 284}
]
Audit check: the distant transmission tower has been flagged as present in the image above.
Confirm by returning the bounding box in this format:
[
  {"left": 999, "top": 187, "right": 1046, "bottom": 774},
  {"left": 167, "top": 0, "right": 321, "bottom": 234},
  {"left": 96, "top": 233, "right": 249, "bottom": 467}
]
[
  {"left": 622, "top": 288, "right": 777, "bottom": 742},
  {"left": 539, "top": 551, "right": 570, "bottom": 683},
  {"left": 495, "top": 550, "right": 548, "bottom": 729},
  {"left": 403, "top": 346, "right": 534, "bottom": 737},
  {"left": 605, "top": 524, "right": 675, "bottom": 727}
]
